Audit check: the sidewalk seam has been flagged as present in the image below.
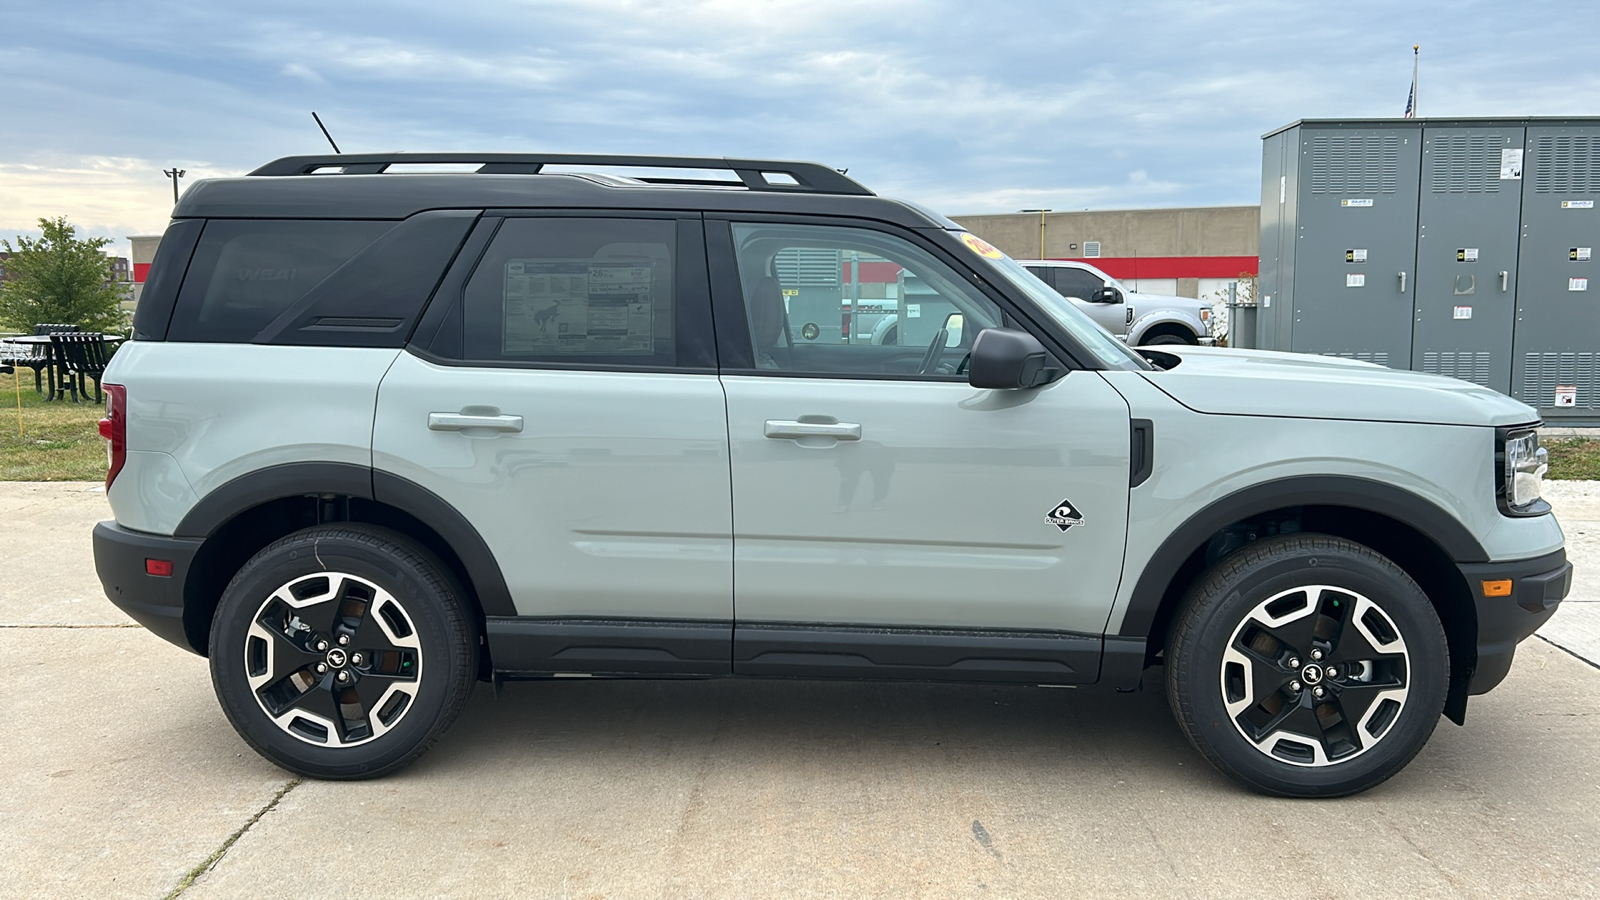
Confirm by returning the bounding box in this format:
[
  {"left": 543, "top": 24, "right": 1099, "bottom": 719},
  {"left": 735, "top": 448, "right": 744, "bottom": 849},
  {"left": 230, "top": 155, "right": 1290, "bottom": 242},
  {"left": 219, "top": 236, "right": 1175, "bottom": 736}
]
[
  {"left": 0, "top": 623, "right": 141, "bottom": 628},
  {"left": 162, "top": 778, "right": 301, "bottom": 899},
  {"left": 1534, "top": 634, "right": 1600, "bottom": 673}
]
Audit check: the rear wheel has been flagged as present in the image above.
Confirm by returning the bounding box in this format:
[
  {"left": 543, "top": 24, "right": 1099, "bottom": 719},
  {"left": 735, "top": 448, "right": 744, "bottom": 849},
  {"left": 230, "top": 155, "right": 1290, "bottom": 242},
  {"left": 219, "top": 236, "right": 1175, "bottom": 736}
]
[
  {"left": 208, "top": 525, "right": 477, "bottom": 779},
  {"left": 1165, "top": 534, "right": 1447, "bottom": 797},
  {"left": 1140, "top": 332, "right": 1193, "bottom": 346}
]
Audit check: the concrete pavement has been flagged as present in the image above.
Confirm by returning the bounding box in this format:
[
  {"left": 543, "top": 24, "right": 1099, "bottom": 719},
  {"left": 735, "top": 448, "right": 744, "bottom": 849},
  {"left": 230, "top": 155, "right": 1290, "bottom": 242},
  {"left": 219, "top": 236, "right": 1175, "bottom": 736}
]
[{"left": 1, "top": 482, "right": 1596, "bottom": 899}]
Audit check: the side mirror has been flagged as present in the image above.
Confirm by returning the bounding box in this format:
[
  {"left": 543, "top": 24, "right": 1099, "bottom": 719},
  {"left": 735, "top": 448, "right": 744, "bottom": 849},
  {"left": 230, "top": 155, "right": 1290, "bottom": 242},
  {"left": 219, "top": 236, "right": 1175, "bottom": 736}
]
[
  {"left": 1090, "top": 287, "right": 1122, "bottom": 304},
  {"left": 968, "top": 328, "right": 1060, "bottom": 390}
]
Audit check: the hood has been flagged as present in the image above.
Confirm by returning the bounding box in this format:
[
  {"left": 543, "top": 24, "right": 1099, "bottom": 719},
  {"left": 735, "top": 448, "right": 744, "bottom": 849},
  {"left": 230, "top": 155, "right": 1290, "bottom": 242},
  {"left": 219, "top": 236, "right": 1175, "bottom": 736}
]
[
  {"left": 1128, "top": 290, "right": 1205, "bottom": 314},
  {"left": 1139, "top": 346, "right": 1539, "bottom": 427}
]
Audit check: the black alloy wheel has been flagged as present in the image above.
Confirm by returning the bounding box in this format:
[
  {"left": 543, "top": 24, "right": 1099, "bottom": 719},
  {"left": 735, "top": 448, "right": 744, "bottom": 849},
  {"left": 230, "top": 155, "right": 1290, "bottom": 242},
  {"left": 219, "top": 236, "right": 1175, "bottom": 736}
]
[
  {"left": 209, "top": 525, "right": 477, "bottom": 779},
  {"left": 1166, "top": 534, "right": 1448, "bottom": 798}
]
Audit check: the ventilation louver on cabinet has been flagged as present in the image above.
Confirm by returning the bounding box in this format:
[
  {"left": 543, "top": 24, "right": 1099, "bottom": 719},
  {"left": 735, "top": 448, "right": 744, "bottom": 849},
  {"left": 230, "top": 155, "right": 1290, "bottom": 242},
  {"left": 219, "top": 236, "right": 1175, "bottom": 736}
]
[
  {"left": 1532, "top": 135, "right": 1600, "bottom": 193},
  {"left": 1522, "top": 352, "right": 1599, "bottom": 408},
  {"left": 774, "top": 248, "right": 841, "bottom": 286},
  {"left": 1422, "top": 351, "right": 1493, "bottom": 386},
  {"left": 1428, "top": 135, "right": 1499, "bottom": 194},
  {"left": 1324, "top": 351, "right": 1391, "bottom": 367},
  {"left": 1309, "top": 134, "right": 1400, "bottom": 194}
]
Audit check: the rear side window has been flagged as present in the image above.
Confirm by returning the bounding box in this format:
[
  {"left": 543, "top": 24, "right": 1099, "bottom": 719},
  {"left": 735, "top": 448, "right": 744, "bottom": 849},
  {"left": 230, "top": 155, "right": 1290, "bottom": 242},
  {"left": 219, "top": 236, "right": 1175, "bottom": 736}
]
[
  {"left": 168, "top": 220, "right": 393, "bottom": 342},
  {"left": 429, "top": 217, "right": 712, "bottom": 369}
]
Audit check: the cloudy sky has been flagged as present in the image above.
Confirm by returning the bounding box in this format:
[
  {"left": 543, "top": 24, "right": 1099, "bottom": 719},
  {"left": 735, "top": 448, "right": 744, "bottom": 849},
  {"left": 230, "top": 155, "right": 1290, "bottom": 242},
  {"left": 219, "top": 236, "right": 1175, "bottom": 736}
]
[{"left": 4, "top": 0, "right": 1598, "bottom": 259}]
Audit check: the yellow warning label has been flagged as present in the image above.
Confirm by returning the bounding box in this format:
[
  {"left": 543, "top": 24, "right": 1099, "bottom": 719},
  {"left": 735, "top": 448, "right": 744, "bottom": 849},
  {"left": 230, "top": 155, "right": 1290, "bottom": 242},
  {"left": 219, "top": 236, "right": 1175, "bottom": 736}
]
[{"left": 781, "top": 288, "right": 799, "bottom": 296}]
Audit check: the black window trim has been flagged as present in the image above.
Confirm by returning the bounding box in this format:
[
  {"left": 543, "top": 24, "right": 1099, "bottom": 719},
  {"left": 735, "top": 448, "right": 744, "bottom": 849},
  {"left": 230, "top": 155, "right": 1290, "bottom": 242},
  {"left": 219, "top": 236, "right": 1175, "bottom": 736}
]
[
  {"left": 409, "top": 211, "right": 718, "bottom": 373},
  {"left": 704, "top": 212, "right": 1095, "bottom": 380}
]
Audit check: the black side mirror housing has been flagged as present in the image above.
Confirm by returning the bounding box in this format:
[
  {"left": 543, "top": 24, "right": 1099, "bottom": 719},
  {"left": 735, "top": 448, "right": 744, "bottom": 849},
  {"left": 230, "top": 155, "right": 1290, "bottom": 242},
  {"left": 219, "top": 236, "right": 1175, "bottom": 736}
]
[
  {"left": 1090, "top": 286, "right": 1122, "bottom": 304},
  {"left": 967, "top": 328, "right": 1061, "bottom": 390}
]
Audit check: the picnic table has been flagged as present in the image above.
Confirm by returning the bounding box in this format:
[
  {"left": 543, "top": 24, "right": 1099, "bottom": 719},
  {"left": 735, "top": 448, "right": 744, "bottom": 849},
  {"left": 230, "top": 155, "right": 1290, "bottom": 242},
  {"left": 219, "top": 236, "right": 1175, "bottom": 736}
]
[{"left": 0, "top": 333, "right": 125, "bottom": 402}]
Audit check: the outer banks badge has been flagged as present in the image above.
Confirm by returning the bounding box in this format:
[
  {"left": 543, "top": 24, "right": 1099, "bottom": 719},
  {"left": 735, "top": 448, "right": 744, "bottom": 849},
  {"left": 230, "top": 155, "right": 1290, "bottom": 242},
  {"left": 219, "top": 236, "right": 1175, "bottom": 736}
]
[{"left": 1046, "top": 498, "right": 1084, "bottom": 532}]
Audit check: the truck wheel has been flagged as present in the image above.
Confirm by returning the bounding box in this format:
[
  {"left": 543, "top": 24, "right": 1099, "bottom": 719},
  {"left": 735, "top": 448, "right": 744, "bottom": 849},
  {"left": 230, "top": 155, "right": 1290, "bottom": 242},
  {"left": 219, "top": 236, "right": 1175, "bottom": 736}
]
[
  {"left": 1141, "top": 333, "right": 1193, "bottom": 346},
  {"left": 208, "top": 525, "right": 477, "bottom": 779},
  {"left": 1165, "top": 534, "right": 1447, "bottom": 797}
]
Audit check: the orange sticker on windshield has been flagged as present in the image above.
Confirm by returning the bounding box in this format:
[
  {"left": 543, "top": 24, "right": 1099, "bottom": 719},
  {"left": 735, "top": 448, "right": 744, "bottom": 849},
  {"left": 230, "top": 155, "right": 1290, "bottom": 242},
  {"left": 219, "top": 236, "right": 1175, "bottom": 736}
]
[{"left": 959, "top": 232, "right": 1005, "bottom": 259}]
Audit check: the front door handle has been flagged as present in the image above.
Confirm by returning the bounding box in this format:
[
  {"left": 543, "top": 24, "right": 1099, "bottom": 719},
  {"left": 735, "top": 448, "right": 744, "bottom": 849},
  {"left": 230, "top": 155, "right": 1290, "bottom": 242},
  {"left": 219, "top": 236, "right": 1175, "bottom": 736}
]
[
  {"left": 764, "top": 419, "right": 862, "bottom": 441},
  {"left": 428, "top": 412, "right": 524, "bottom": 433}
]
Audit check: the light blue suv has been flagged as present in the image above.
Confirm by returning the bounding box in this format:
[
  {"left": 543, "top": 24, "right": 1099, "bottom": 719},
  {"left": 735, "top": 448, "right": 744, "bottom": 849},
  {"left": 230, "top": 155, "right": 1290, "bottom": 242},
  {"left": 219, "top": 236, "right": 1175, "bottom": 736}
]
[{"left": 93, "top": 153, "right": 1571, "bottom": 797}]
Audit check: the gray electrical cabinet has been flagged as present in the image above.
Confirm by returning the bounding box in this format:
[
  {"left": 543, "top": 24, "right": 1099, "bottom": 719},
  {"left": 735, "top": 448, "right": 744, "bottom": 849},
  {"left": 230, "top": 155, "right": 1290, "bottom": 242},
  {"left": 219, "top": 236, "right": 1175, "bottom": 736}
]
[{"left": 1260, "top": 117, "right": 1600, "bottom": 423}]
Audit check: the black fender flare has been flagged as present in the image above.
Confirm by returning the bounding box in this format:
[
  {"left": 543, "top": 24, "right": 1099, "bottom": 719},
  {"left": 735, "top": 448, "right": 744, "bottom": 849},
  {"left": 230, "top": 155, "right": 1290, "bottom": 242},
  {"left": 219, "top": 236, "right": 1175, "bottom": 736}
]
[
  {"left": 1116, "top": 475, "right": 1488, "bottom": 639},
  {"left": 174, "top": 461, "right": 515, "bottom": 617}
]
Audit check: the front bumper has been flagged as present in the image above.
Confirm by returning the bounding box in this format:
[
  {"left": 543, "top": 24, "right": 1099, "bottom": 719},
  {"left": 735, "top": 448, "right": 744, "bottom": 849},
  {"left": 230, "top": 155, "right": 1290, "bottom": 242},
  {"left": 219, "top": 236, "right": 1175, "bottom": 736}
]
[
  {"left": 92, "top": 520, "right": 204, "bottom": 654},
  {"left": 1458, "top": 548, "right": 1572, "bottom": 694}
]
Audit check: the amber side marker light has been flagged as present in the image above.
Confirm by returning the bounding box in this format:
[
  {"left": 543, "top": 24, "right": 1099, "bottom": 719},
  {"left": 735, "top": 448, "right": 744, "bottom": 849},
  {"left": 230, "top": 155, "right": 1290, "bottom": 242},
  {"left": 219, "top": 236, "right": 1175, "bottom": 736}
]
[{"left": 1482, "top": 579, "right": 1513, "bottom": 598}]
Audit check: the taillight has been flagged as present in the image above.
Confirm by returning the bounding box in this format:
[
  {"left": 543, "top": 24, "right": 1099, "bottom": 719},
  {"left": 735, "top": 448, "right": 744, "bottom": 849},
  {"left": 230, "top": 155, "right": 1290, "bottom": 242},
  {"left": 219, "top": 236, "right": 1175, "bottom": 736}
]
[{"left": 99, "top": 383, "right": 126, "bottom": 490}]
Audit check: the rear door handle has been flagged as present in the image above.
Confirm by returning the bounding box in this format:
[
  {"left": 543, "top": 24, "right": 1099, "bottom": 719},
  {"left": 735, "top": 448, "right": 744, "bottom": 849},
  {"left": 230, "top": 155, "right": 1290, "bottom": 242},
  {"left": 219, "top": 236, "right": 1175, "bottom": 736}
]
[
  {"left": 428, "top": 412, "right": 524, "bottom": 433},
  {"left": 764, "top": 419, "right": 862, "bottom": 441}
]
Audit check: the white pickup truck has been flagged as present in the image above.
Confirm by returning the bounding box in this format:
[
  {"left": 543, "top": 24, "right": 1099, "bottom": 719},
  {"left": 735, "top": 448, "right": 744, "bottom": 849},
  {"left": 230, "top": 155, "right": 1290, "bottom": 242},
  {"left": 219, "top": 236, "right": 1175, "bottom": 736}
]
[{"left": 1018, "top": 259, "right": 1214, "bottom": 346}]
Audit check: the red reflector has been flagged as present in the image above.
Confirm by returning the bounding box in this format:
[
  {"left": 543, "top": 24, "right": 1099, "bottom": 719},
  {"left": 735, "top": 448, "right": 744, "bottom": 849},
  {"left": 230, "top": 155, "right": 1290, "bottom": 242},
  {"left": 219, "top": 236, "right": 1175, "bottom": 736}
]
[
  {"left": 145, "top": 558, "right": 174, "bottom": 577},
  {"left": 98, "top": 418, "right": 113, "bottom": 441}
]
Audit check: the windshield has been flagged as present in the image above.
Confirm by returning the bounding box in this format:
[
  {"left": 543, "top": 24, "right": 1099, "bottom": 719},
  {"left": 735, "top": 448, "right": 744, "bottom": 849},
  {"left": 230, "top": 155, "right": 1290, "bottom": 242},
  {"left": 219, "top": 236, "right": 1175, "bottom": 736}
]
[{"left": 975, "top": 247, "right": 1151, "bottom": 370}]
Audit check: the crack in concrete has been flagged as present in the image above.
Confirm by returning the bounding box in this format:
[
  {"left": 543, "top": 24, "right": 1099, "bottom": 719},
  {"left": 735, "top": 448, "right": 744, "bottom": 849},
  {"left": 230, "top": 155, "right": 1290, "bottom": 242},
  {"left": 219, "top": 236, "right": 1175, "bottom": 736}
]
[
  {"left": 162, "top": 778, "right": 301, "bottom": 899},
  {"left": 1535, "top": 634, "right": 1600, "bottom": 673}
]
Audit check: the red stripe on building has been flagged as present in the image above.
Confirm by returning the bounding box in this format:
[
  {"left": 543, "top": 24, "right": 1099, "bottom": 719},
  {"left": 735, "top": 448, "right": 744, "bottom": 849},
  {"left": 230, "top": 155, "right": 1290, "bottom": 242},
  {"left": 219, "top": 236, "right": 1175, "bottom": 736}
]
[
  {"left": 842, "top": 261, "right": 904, "bottom": 282},
  {"left": 134, "top": 263, "right": 152, "bottom": 283},
  {"left": 1049, "top": 255, "right": 1258, "bottom": 279}
]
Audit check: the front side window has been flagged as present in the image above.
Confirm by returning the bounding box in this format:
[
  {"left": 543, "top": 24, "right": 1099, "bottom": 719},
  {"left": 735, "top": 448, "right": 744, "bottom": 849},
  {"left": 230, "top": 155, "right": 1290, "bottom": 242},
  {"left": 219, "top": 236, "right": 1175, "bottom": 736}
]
[
  {"left": 727, "top": 222, "right": 1003, "bottom": 378},
  {"left": 1053, "top": 267, "right": 1107, "bottom": 301},
  {"left": 454, "top": 218, "right": 681, "bottom": 367}
]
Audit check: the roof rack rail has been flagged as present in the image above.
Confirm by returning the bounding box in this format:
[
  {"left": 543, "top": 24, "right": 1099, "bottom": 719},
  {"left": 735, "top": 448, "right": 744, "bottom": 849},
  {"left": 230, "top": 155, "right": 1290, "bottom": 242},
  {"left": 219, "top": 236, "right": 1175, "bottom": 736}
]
[{"left": 247, "top": 153, "right": 873, "bottom": 196}]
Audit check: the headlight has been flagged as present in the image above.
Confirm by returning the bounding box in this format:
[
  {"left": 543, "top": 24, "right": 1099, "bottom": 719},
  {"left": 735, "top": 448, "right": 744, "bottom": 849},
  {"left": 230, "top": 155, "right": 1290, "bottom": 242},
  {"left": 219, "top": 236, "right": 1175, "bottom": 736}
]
[{"left": 1498, "top": 428, "right": 1550, "bottom": 516}]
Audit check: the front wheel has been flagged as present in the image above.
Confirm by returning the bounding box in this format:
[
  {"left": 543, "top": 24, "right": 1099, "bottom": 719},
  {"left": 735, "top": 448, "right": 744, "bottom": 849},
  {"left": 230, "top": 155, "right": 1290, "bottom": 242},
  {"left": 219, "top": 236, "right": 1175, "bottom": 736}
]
[
  {"left": 1165, "top": 534, "right": 1448, "bottom": 797},
  {"left": 208, "top": 525, "right": 478, "bottom": 779},
  {"left": 1140, "top": 333, "right": 1193, "bottom": 346}
]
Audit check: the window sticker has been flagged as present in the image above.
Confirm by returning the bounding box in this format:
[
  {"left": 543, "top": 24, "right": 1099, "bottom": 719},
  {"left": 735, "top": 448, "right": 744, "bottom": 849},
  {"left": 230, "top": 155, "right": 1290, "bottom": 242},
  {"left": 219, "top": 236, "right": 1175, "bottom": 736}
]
[
  {"left": 503, "top": 258, "right": 655, "bottom": 355},
  {"left": 959, "top": 233, "right": 1005, "bottom": 259}
]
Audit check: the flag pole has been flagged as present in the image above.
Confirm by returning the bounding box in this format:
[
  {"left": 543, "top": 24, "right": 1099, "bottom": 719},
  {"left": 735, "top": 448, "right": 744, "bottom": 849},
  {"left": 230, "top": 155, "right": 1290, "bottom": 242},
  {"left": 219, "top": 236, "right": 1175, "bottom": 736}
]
[{"left": 1412, "top": 45, "right": 1420, "bottom": 118}]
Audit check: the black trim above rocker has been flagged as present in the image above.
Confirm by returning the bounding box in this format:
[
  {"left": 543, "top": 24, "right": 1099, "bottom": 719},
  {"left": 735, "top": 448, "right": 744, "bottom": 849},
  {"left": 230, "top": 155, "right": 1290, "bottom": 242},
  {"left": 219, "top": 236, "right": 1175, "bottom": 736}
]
[
  {"left": 733, "top": 622, "right": 1102, "bottom": 684},
  {"left": 487, "top": 617, "right": 732, "bottom": 677}
]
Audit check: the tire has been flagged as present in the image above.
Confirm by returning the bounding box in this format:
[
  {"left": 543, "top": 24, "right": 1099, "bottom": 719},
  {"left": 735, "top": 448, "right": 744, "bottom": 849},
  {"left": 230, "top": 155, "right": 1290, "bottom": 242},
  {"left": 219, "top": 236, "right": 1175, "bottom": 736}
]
[
  {"left": 1140, "top": 333, "right": 1193, "bottom": 346},
  {"left": 208, "top": 525, "right": 478, "bottom": 779},
  {"left": 1165, "top": 534, "right": 1448, "bottom": 798}
]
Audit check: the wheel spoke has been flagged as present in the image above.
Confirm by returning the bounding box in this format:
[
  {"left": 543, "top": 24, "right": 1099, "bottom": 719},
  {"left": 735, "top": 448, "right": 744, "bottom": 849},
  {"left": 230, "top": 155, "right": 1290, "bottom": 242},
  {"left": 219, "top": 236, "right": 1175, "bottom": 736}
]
[{"left": 285, "top": 680, "right": 356, "bottom": 743}]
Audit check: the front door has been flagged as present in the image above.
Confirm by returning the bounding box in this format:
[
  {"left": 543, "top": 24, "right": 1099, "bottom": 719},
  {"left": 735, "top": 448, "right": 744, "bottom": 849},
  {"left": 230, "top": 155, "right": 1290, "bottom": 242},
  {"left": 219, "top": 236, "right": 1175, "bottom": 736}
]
[
  {"left": 711, "top": 219, "right": 1131, "bottom": 683},
  {"left": 373, "top": 215, "right": 732, "bottom": 675}
]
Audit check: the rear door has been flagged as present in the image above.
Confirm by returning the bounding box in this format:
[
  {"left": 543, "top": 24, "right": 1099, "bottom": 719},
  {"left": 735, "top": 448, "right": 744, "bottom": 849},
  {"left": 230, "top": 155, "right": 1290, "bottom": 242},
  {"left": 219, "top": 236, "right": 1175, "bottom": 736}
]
[{"left": 373, "top": 213, "right": 732, "bottom": 675}]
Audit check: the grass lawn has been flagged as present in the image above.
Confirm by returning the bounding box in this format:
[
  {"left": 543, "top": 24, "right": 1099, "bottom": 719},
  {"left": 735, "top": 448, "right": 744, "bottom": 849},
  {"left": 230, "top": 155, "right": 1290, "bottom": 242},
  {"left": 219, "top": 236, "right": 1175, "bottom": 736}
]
[
  {"left": 1546, "top": 438, "right": 1600, "bottom": 481},
  {"left": 0, "top": 368, "right": 107, "bottom": 481}
]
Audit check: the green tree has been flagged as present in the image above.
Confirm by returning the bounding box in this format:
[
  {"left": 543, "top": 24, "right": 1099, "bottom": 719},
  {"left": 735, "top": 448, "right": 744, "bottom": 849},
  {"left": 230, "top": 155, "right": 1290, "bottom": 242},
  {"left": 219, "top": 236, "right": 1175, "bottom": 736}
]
[{"left": 0, "top": 216, "right": 127, "bottom": 334}]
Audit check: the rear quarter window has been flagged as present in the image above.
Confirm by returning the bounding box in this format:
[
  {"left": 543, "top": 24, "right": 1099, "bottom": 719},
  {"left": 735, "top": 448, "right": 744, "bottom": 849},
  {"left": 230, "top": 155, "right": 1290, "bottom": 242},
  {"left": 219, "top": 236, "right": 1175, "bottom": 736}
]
[{"left": 168, "top": 220, "right": 393, "bottom": 342}]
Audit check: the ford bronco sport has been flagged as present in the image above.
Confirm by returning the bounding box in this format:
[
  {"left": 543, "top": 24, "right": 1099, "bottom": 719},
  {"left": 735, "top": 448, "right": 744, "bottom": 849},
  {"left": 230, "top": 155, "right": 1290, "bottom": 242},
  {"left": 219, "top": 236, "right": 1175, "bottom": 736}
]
[{"left": 93, "top": 153, "right": 1571, "bottom": 797}]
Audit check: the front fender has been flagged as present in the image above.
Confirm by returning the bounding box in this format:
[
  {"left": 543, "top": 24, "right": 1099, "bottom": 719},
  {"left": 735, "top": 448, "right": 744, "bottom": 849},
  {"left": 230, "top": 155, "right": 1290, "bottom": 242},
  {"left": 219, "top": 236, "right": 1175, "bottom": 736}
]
[{"left": 1127, "top": 311, "right": 1205, "bottom": 344}]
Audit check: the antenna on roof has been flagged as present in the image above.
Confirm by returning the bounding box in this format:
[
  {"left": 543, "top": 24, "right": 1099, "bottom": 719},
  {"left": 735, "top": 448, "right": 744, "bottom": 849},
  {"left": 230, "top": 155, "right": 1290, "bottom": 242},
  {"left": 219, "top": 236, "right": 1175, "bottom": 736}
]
[{"left": 311, "top": 112, "right": 341, "bottom": 154}]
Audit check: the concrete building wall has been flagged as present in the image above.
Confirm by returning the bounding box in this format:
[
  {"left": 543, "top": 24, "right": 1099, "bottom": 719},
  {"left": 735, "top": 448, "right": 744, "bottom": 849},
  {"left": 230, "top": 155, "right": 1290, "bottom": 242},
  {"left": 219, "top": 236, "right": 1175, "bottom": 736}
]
[{"left": 952, "top": 206, "right": 1261, "bottom": 298}]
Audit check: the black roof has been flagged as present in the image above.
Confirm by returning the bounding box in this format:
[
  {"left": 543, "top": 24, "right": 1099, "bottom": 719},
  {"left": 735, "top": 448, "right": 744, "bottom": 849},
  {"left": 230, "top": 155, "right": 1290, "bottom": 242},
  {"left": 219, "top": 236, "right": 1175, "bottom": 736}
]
[{"left": 174, "top": 152, "right": 958, "bottom": 229}]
